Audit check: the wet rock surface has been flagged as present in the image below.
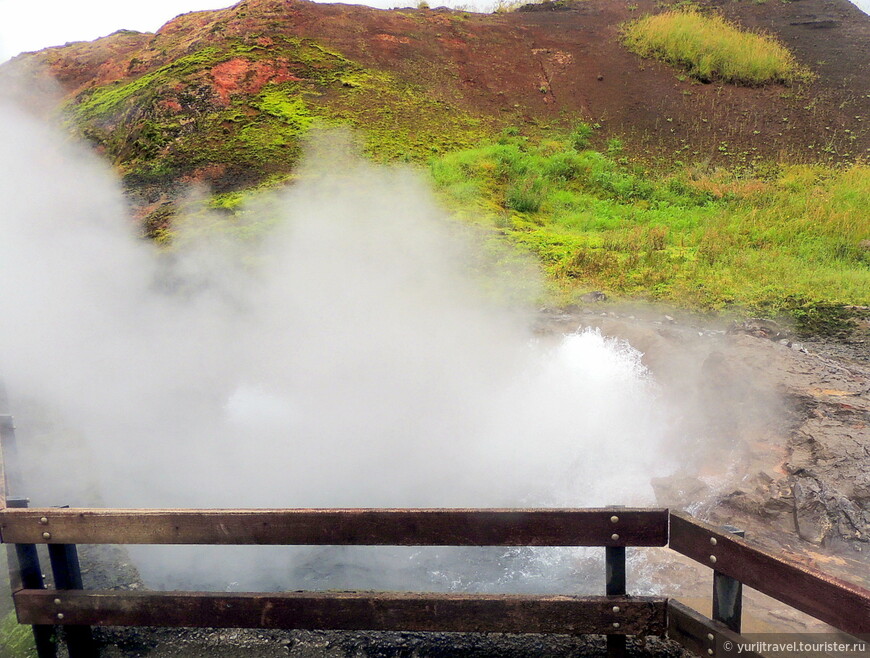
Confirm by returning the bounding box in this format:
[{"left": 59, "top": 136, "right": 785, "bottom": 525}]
[{"left": 538, "top": 305, "right": 870, "bottom": 589}]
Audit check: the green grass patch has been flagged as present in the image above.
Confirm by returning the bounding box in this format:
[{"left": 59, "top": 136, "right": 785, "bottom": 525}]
[
  {"left": 0, "top": 611, "right": 37, "bottom": 658},
  {"left": 427, "top": 129, "right": 870, "bottom": 320},
  {"left": 622, "top": 9, "right": 811, "bottom": 85}
]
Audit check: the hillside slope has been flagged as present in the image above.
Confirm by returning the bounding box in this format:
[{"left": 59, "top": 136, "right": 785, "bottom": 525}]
[{"left": 3, "top": 0, "right": 868, "bottom": 215}]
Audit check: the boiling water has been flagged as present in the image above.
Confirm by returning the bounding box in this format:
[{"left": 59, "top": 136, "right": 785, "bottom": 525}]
[{"left": 0, "top": 101, "right": 677, "bottom": 593}]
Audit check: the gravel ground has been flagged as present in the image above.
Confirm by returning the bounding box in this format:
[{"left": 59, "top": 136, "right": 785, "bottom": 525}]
[{"left": 83, "top": 628, "right": 689, "bottom": 658}]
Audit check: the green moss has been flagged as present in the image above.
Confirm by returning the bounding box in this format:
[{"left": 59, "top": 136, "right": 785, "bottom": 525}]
[
  {"left": 0, "top": 611, "right": 38, "bottom": 658},
  {"left": 66, "top": 35, "right": 493, "bottom": 192},
  {"left": 72, "top": 48, "right": 222, "bottom": 121},
  {"left": 255, "top": 89, "right": 314, "bottom": 128}
]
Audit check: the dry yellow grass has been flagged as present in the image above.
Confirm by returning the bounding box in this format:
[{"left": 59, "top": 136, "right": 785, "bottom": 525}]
[{"left": 622, "top": 9, "right": 810, "bottom": 85}]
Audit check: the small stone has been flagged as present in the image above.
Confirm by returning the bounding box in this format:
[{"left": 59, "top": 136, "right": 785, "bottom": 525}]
[
  {"left": 793, "top": 478, "right": 833, "bottom": 544},
  {"left": 651, "top": 475, "right": 710, "bottom": 506},
  {"left": 581, "top": 291, "right": 607, "bottom": 303}
]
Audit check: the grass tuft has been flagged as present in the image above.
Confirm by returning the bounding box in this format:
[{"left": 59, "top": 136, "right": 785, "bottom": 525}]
[
  {"left": 428, "top": 130, "right": 870, "bottom": 319},
  {"left": 0, "top": 611, "right": 37, "bottom": 658},
  {"left": 622, "top": 9, "right": 811, "bottom": 85}
]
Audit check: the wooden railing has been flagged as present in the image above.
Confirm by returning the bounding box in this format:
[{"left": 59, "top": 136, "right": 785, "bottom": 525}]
[
  {"left": 1, "top": 414, "right": 868, "bottom": 658},
  {"left": 669, "top": 513, "right": 870, "bottom": 634},
  {"left": 667, "top": 513, "right": 870, "bottom": 658}
]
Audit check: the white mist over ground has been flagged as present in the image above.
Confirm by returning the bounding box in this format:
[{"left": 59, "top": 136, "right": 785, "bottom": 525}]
[{"left": 0, "top": 97, "right": 680, "bottom": 592}]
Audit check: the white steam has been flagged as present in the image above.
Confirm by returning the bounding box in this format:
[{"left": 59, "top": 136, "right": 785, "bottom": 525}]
[{"left": 0, "top": 100, "right": 677, "bottom": 591}]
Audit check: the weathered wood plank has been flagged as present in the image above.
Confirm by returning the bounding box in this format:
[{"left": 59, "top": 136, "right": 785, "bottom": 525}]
[
  {"left": 14, "top": 590, "right": 666, "bottom": 635},
  {"left": 0, "top": 508, "right": 668, "bottom": 546},
  {"left": 669, "top": 512, "right": 870, "bottom": 634},
  {"left": 667, "top": 600, "right": 764, "bottom": 658}
]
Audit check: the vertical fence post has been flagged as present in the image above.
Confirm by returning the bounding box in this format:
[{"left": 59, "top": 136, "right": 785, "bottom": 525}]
[
  {"left": 606, "top": 508, "right": 627, "bottom": 658},
  {"left": 6, "top": 497, "right": 57, "bottom": 658},
  {"left": 2, "top": 413, "right": 58, "bottom": 657},
  {"left": 48, "top": 540, "right": 95, "bottom": 657},
  {"left": 0, "top": 414, "right": 23, "bottom": 496},
  {"left": 712, "top": 525, "right": 744, "bottom": 633}
]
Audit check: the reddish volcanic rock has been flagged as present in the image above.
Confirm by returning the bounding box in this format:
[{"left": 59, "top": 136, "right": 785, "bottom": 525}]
[{"left": 210, "top": 58, "right": 302, "bottom": 105}]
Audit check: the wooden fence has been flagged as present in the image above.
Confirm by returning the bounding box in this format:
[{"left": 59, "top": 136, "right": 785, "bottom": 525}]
[{"left": 1, "top": 414, "right": 868, "bottom": 658}]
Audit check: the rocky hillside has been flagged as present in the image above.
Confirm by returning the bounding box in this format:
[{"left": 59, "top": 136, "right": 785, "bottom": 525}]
[{"left": 3, "top": 0, "right": 869, "bottom": 229}]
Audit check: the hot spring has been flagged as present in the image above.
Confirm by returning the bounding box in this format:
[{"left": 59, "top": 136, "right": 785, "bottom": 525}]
[{"left": 1, "top": 103, "right": 691, "bottom": 595}]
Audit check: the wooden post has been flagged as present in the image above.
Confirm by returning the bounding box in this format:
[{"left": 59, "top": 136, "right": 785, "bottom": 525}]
[
  {"left": 0, "top": 414, "right": 23, "bottom": 501},
  {"left": 6, "top": 497, "right": 57, "bottom": 658},
  {"left": 1, "top": 414, "right": 56, "bottom": 656},
  {"left": 48, "top": 541, "right": 95, "bottom": 657},
  {"left": 0, "top": 424, "right": 6, "bottom": 511},
  {"left": 712, "top": 525, "right": 744, "bottom": 633},
  {"left": 606, "top": 545, "right": 626, "bottom": 658}
]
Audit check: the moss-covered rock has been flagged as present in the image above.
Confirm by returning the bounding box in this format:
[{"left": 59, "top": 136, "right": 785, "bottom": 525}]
[{"left": 64, "top": 35, "right": 491, "bottom": 201}]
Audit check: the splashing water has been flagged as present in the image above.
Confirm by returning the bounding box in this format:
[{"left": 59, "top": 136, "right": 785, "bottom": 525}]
[{"left": 0, "top": 103, "right": 677, "bottom": 592}]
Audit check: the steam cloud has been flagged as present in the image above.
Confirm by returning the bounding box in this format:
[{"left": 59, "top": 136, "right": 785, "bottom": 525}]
[{"left": 0, "top": 97, "right": 679, "bottom": 592}]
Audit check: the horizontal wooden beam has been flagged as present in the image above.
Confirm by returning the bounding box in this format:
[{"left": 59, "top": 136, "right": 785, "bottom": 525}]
[
  {"left": 669, "top": 512, "right": 870, "bottom": 634},
  {"left": 14, "top": 590, "right": 667, "bottom": 635},
  {"left": 0, "top": 508, "right": 668, "bottom": 546},
  {"left": 667, "top": 600, "right": 763, "bottom": 658}
]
